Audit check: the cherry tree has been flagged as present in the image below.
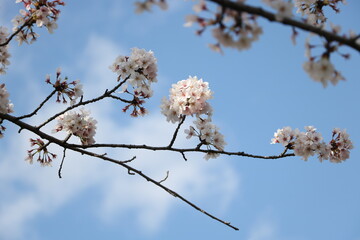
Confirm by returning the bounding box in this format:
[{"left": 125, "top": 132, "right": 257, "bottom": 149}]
[{"left": 0, "top": 0, "right": 358, "bottom": 232}]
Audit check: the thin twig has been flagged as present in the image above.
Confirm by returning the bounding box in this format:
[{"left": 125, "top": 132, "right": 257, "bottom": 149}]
[
  {"left": 36, "top": 76, "right": 129, "bottom": 129},
  {"left": 158, "top": 170, "right": 170, "bottom": 184},
  {"left": 108, "top": 94, "right": 133, "bottom": 104},
  {"left": 207, "top": 0, "right": 360, "bottom": 52},
  {"left": 168, "top": 115, "right": 186, "bottom": 148},
  {"left": 181, "top": 152, "right": 188, "bottom": 161},
  {"left": 121, "top": 156, "right": 136, "bottom": 164},
  {"left": 17, "top": 90, "right": 57, "bottom": 120},
  {"left": 58, "top": 148, "right": 66, "bottom": 179},
  {"left": 280, "top": 147, "right": 289, "bottom": 157}
]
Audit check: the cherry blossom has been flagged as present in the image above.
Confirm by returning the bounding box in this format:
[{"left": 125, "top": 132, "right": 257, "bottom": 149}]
[
  {"left": 262, "top": 0, "right": 293, "bottom": 21},
  {"left": 53, "top": 108, "right": 97, "bottom": 145},
  {"left": 12, "top": 0, "right": 65, "bottom": 45},
  {"left": 0, "top": 83, "right": 14, "bottom": 138},
  {"left": 187, "top": 117, "right": 227, "bottom": 160},
  {"left": 26, "top": 138, "right": 57, "bottom": 166},
  {"left": 294, "top": 0, "right": 346, "bottom": 26},
  {"left": 161, "top": 76, "right": 225, "bottom": 159},
  {"left": 329, "top": 128, "right": 353, "bottom": 163},
  {"left": 110, "top": 47, "right": 158, "bottom": 97},
  {"left": 184, "top": 2, "right": 263, "bottom": 52},
  {"left": 271, "top": 126, "right": 353, "bottom": 163},
  {"left": 161, "top": 76, "right": 213, "bottom": 122},
  {"left": 134, "top": 0, "right": 168, "bottom": 14},
  {"left": 110, "top": 47, "right": 158, "bottom": 117},
  {"left": 46, "top": 67, "right": 83, "bottom": 105},
  {"left": 303, "top": 56, "right": 344, "bottom": 87},
  {"left": 0, "top": 84, "right": 14, "bottom": 115},
  {"left": 0, "top": 27, "right": 11, "bottom": 74}
]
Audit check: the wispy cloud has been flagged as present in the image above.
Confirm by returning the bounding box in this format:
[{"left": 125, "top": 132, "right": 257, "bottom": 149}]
[{"left": 247, "top": 211, "right": 278, "bottom": 240}]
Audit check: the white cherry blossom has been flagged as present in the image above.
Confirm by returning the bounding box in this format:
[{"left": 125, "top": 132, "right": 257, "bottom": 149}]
[{"left": 53, "top": 109, "right": 97, "bottom": 145}]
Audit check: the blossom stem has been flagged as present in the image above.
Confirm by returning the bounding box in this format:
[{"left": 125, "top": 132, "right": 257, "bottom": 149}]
[{"left": 168, "top": 115, "right": 186, "bottom": 148}]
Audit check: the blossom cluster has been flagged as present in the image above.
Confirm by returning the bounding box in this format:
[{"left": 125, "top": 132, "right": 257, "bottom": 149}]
[
  {"left": 0, "top": 83, "right": 14, "bottom": 138},
  {"left": 110, "top": 47, "right": 158, "bottom": 117},
  {"left": 262, "top": 0, "right": 293, "bottom": 21},
  {"left": 53, "top": 108, "right": 97, "bottom": 145},
  {"left": 161, "top": 76, "right": 213, "bottom": 123},
  {"left": 185, "top": 117, "right": 226, "bottom": 160},
  {"left": 271, "top": 126, "right": 353, "bottom": 163},
  {"left": 303, "top": 56, "right": 344, "bottom": 87},
  {"left": 46, "top": 67, "right": 83, "bottom": 105},
  {"left": 134, "top": 0, "right": 168, "bottom": 14},
  {"left": 184, "top": 0, "right": 263, "bottom": 53},
  {"left": 0, "top": 84, "right": 14, "bottom": 114},
  {"left": 13, "top": 0, "right": 65, "bottom": 45},
  {"left": 0, "top": 27, "right": 11, "bottom": 75},
  {"left": 162, "top": 76, "right": 226, "bottom": 159},
  {"left": 294, "top": 0, "right": 346, "bottom": 26},
  {"left": 303, "top": 36, "right": 345, "bottom": 87},
  {"left": 110, "top": 48, "right": 158, "bottom": 92},
  {"left": 26, "top": 138, "right": 57, "bottom": 166}
]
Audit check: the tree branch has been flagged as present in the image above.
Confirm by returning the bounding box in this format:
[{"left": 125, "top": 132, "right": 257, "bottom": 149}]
[
  {"left": 0, "top": 112, "right": 240, "bottom": 230},
  {"left": 108, "top": 94, "right": 133, "bottom": 104},
  {"left": 36, "top": 75, "right": 129, "bottom": 129},
  {"left": 73, "top": 142, "right": 295, "bottom": 159},
  {"left": 58, "top": 148, "right": 66, "bottom": 178},
  {"left": 207, "top": 0, "right": 360, "bottom": 52},
  {"left": 168, "top": 115, "right": 186, "bottom": 148},
  {"left": 17, "top": 89, "right": 57, "bottom": 120}
]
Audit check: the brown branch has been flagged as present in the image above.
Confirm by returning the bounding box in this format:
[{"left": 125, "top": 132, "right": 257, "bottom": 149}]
[
  {"left": 121, "top": 155, "right": 137, "bottom": 164},
  {"left": 158, "top": 170, "right": 169, "bottom": 184},
  {"left": 17, "top": 89, "right": 57, "bottom": 120},
  {"left": 0, "top": 112, "right": 239, "bottom": 230},
  {"left": 72, "top": 142, "right": 295, "bottom": 159},
  {"left": 168, "top": 115, "right": 186, "bottom": 148},
  {"left": 108, "top": 94, "right": 133, "bottom": 104},
  {"left": 58, "top": 148, "right": 66, "bottom": 178},
  {"left": 36, "top": 75, "right": 129, "bottom": 129},
  {"left": 181, "top": 151, "right": 188, "bottom": 161},
  {"left": 207, "top": 0, "right": 360, "bottom": 52}
]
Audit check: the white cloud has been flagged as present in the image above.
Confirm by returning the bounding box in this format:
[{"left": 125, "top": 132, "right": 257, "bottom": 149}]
[
  {"left": 247, "top": 212, "right": 278, "bottom": 240},
  {"left": 0, "top": 34, "right": 239, "bottom": 239}
]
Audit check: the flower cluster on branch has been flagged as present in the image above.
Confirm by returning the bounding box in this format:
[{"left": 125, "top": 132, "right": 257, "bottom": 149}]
[
  {"left": 26, "top": 138, "right": 57, "bottom": 166},
  {"left": 161, "top": 76, "right": 226, "bottom": 159},
  {"left": 46, "top": 67, "right": 83, "bottom": 105},
  {"left": 0, "top": 27, "right": 11, "bottom": 74},
  {"left": 271, "top": 126, "right": 353, "bottom": 163},
  {"left": 14, "top": 0, "right": 65, "bottom": 41},
  {"left": 0, "top": 84, "right": 14, "bottom": 138},
  {"left": 110, "top": 47, "right": 158, "bottom": 117},
  {"left": 0, "top": 0, "right": 64, "bottom": 74},
  {"left": 53, "top": 108, "right": 97, "bottom": 145},
  {"left": 135, "top": 0, "right": 360, "bottom": 87}
]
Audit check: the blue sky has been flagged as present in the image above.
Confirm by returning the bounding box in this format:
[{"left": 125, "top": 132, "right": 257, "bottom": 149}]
[{"left": 0, "top": 0, "right": 359, "bottom": 239}]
